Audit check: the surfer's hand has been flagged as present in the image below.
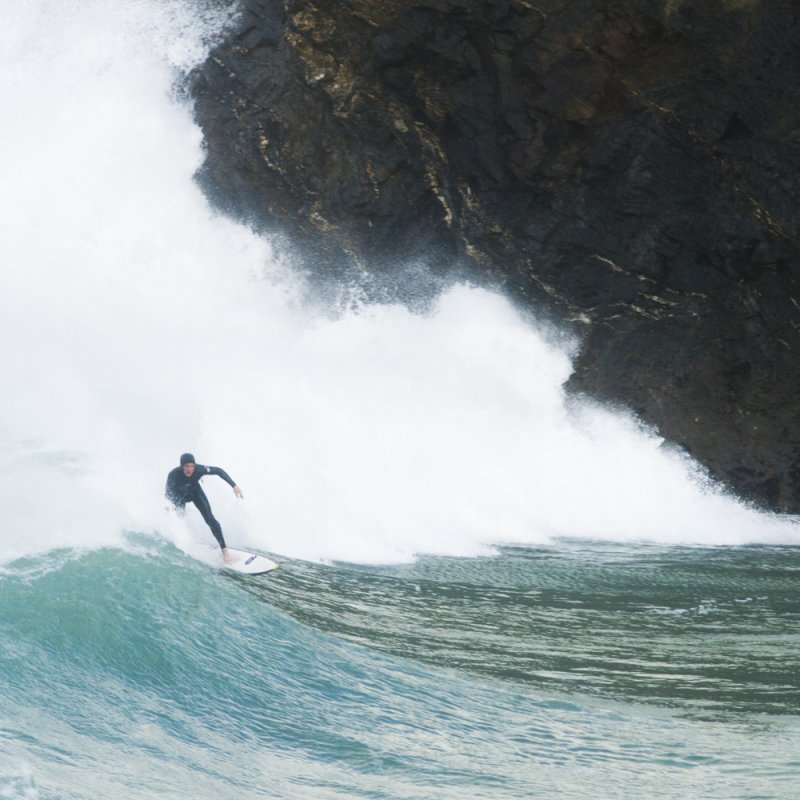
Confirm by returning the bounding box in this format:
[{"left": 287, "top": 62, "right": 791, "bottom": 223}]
[{"left": 233, "top": 485, "right": 244, "bottom": 499}]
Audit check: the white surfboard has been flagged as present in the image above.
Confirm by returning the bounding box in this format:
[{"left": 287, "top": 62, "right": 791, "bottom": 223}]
[{"left": 224, "top": 547, "right": 279, "bottom": 576}]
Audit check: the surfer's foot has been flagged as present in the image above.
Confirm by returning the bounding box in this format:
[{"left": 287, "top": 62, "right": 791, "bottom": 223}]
[{"left": 222, "top": 548, "right": 235, "bottom": 564}]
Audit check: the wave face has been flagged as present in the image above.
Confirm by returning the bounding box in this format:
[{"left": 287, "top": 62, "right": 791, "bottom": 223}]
[
  {"left": 2, "top": 543, "right": 800, "bottom": 800},
  {"left": 1, "top": 1, "right": 799, "bottom": 798}
]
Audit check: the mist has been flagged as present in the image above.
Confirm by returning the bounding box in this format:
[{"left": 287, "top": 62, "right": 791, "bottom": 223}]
[{"left": 1, "top": 0, "right": 797, "bottom": 566}]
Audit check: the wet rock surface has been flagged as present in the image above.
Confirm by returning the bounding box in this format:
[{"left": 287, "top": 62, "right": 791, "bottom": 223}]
[{"left": 191, "top": 0, "right": 800, "bottom": 512}]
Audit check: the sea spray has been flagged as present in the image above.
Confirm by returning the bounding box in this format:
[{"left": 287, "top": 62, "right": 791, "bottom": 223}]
[
  {"left": 0, "top": 0, "right": 797, "bottom": 568},
  {"left": 1, "top": 6, "right": 799, "bottom": 800}
]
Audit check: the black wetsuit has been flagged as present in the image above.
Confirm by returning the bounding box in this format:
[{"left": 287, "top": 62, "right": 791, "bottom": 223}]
[{"left": 165, "top": 464, "right": 236, "bottom": 550}]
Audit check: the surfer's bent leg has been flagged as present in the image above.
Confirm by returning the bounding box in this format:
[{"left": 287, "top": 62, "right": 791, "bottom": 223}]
[{"left": 190, "top": 487, "right": 227, "bottom": 550}]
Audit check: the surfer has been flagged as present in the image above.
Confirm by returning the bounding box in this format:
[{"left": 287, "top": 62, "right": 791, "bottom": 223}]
[{"left": 166, "top": 453, "right": 244, "bottom": 564}]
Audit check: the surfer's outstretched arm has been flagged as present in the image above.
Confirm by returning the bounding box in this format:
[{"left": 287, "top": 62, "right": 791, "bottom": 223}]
[{"left": 204, "top": 465, "right": 244, "bottom": 498}]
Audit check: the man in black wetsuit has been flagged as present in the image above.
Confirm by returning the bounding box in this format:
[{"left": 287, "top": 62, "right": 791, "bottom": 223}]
[{"left": 166, "top": 453, "right": 243, "bottom": 563}]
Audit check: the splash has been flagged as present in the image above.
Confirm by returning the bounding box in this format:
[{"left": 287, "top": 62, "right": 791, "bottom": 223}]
[{"left": 0, "top": 0, "right": 797, "bottom": 565}]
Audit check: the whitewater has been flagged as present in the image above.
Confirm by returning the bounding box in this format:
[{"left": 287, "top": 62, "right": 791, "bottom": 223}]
[{"left": 1, "top": 1, "right": 799, "bottom": 798}]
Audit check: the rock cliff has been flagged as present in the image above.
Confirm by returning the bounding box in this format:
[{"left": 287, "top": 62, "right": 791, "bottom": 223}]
[{"left": 191, "top": 0, "right": 800, "bottom": 512}]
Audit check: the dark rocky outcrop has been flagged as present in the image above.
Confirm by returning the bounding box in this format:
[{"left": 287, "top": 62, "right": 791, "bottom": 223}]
[{"left": 191, "top": 0, "right": 800, "bottom": 513}]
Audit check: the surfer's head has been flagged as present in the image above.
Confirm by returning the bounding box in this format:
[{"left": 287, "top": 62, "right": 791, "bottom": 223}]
[{"left": 180, "top": 452, "right": 196, "bottom": 477}]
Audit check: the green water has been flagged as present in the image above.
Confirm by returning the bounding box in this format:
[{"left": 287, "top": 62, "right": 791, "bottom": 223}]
[
  {"left": 261, "top": 542, "right": 800, "bottom": 716},
  {"left": 2, "top": 540, "right": 797, "bottom": 799}
]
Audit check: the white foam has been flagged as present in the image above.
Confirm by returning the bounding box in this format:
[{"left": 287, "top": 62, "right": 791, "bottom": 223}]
[
  {"left": 0, "top": 759, "right": 38, "bottom": 800},
  {"left": 1, "top": 0, "right": 797, "bottom": 566}
]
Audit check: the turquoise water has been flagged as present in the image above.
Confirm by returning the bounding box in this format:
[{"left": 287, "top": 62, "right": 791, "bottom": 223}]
[
  {"left": 2, "top": 1, "right": 800, "bottom": 797},
  {"left": 2, "top": 540, "right": 798, "bottom": 799}
]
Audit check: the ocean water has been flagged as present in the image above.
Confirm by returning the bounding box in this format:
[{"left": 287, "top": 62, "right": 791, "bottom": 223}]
[{"left": 1, "top": 2, "right": 799, "bottom": 798}]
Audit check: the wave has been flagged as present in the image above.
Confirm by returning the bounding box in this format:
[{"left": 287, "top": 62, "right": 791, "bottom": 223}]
[
  {"left": 5, "top": 538, "right": 799, "bottom": 717},
  {"left": 2, "top": 543, "right": 799, "bottom": 799}
]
